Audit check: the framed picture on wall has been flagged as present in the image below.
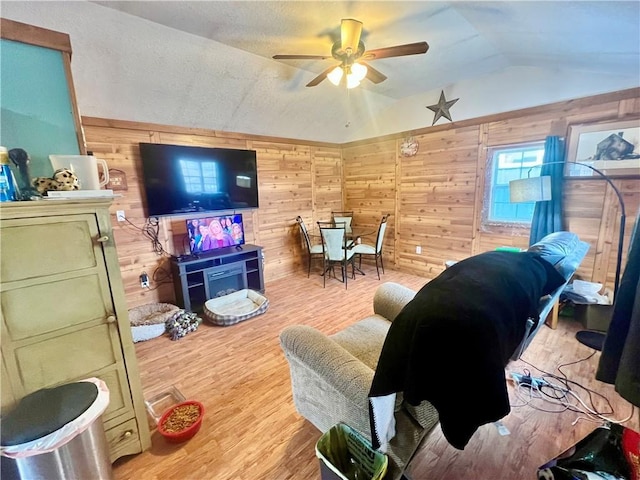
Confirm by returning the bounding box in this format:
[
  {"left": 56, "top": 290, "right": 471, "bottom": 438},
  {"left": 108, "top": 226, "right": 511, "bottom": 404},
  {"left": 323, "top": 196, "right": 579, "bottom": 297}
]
[{"left": 565, "top": 118, "right": 640, "bottom": 178}]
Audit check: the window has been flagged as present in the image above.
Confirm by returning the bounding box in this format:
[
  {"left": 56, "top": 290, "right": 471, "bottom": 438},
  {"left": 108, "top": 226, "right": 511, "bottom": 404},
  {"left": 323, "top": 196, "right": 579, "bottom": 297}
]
[
  {"left": 486, "top": 143, "right": 545, "bottom": 223},
  {"left": 179, "top": 159, "right": 219, "bottom": 193}
]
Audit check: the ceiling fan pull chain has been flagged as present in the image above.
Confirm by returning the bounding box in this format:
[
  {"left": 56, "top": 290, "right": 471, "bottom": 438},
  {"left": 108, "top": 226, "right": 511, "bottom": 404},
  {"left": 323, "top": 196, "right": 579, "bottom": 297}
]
[{"left": 344, "top": 88, "right": 352, "bottom": 128}]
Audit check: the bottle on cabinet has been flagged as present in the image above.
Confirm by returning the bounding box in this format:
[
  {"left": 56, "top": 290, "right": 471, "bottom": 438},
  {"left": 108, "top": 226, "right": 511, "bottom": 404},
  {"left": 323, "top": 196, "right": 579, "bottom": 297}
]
[{"left": 0, "top": 146, "right": 19, "bottom": 202}]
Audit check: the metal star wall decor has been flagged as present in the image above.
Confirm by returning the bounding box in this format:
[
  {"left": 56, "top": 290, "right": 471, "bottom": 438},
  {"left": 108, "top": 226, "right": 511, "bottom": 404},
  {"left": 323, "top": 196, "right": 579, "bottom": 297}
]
[{"left": 427, "top": 90, "right": 459, "bottom": 126}]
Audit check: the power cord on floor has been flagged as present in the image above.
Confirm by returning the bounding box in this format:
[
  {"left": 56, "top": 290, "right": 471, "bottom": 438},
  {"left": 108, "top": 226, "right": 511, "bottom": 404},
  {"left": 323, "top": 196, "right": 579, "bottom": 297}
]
[
  {"left": 508, "top": 354, "right": 635, "bottom": 425},
  {"left": 520, "top": 353, "right": 614, "bottom": 415}
]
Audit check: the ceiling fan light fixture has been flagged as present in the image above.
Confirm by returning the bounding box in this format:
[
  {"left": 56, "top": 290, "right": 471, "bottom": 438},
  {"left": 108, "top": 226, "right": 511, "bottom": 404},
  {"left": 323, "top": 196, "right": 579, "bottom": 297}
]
[
  {"left": 351, "top": 63, "right": 367, "bottom": 82},
  {"left": 274, "top": 18, "right": 429, "bottom": 90},
  {"left": 346, "top": 75, "right": 360, "bottom": 89},
  {"left": 327, "top": 66, "right": 344, "bottom": 86}
]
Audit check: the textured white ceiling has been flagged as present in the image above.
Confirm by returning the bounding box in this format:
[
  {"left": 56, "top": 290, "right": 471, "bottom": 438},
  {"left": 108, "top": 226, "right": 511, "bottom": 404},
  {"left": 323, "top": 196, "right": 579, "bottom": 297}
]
[
  {"left": 3, "top": 1, "right": 639, "bottom": 143},
  {"left": 94, "top": 1, "right": 640, "bottom": 97}
]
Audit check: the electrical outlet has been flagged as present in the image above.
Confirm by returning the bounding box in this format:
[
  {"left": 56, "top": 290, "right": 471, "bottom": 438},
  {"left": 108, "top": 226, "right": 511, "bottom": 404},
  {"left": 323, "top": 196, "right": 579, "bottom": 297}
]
[
  {"left": 140, "top": 273, "right": 149, "bottom": 288},
  {"left": 116, "top": 210, "right": 126, "bottom": 222},
  {"left": 416, "top": 245, "right": 422, "bottom": 254}
]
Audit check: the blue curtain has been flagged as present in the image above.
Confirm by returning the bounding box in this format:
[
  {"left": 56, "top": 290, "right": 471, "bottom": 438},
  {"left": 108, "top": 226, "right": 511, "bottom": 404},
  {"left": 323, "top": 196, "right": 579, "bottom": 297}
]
[{"left": 529, "top": 136, "right": 565, "bottom": 245}]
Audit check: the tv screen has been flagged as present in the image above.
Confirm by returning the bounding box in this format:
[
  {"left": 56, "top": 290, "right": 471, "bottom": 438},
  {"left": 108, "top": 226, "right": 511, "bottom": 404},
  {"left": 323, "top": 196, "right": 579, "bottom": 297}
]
[
  {"left": 139, "top": 143, "right": 259, "bottom": 217},
  {"left": 187, "top": 214, "right": 245, "bottom": 255}
]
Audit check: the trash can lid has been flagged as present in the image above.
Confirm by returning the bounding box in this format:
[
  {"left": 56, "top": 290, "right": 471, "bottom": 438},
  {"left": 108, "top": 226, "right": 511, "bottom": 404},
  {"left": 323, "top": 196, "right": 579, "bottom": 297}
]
[{"left": 1, "top": 382, "right": 98, "bottom": 446}]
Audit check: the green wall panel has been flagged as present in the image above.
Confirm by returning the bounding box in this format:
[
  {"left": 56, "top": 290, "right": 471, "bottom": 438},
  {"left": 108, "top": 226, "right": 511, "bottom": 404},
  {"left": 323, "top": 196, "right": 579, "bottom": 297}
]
[{"left": 1, "top": 39, "right": 80, "bottom": 178}]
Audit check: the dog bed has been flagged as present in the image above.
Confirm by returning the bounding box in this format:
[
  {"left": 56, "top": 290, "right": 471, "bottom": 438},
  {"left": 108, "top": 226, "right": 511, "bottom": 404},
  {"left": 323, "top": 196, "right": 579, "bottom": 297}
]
[
  {"left": 203, "top": 289, "right": 269, "bottom": 326},
  {"left": 129, "top": 303, "right": 180, "bottom": 342}
]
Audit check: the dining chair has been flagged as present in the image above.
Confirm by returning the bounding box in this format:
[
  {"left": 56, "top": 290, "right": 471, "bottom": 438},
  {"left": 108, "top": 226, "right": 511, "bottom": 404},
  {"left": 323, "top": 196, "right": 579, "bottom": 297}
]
[
  {"left": 352, "top": 214, "right": 390, "bottom": 280},
  {"left": 317, "top": 221, "right": 356, "bottom": 289},
  {"left": 296, "top": 216, "right": 323, "bottom": 277},
  {"left": 331, "top": 211, "right": 354, "bottom": 235}
]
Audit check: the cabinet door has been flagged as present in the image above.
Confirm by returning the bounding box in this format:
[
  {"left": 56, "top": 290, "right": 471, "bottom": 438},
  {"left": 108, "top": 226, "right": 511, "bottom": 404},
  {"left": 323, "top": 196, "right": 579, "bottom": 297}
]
[
  {"left": 0, "top": 214, "right": 132, "bottom": 421},
  {"left": 1, "top": 355, "right": 17, "bottom": 409},
  {"left": 0, "top": 19, "right": 85, "bottom": 179}
]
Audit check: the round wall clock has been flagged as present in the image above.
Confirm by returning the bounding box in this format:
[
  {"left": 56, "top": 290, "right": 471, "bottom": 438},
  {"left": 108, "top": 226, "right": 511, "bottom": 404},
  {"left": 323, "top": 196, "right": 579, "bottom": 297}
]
[{"left": 400, "top": 137, "right": 419, "bottom": 157}]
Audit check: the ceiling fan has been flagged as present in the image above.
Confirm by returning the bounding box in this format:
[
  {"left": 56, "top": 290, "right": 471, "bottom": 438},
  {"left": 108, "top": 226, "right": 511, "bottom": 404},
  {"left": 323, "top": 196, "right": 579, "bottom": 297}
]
[{"left": 273, "top": 18, "right": 429, "bottom": 88}]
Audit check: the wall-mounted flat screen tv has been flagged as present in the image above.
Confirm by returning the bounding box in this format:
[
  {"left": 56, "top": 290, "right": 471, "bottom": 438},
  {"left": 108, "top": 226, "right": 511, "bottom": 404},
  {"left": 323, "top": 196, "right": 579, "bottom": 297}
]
[
  {"left": 187, "top": 214, "right": 245, "bottom": 255},
  {"left": 139, "top": 142, "right": 259, "bottom": 217}
]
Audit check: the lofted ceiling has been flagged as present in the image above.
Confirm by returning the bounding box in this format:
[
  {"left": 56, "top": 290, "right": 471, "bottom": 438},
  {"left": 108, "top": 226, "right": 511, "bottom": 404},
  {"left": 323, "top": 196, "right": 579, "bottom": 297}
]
[
  {"left": 94, "top": 1, "right": 640, "bottom": 99},
  {"left": 3, "top": 1, "right": 640, "bottom": 143}
]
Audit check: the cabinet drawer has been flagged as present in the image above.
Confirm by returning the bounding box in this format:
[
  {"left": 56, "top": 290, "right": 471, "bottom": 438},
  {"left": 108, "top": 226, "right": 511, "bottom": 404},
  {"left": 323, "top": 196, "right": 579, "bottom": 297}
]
[
  {"left": 2, "top": 274, "right": 110, "bottom": 340},
  {"left": 0, "top": 216, "right": 99, "bottom": 283},
  {"left": 106, "top": 417, "right": 142, "bottom": 463},
  {"left": 13, "top": 324, "right": 122, "bottom": 393}
]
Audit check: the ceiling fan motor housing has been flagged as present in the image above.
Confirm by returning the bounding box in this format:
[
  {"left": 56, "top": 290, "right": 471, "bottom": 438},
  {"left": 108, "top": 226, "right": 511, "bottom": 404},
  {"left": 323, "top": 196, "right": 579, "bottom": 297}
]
[{"left": 332, "top": 40, "right": 366, "bottom": 64}]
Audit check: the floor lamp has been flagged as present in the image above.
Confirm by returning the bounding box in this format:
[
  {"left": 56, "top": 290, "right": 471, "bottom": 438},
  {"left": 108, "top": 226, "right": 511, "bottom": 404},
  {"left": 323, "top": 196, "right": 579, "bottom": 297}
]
[{"left": 509, "top": 161, "right": 627, "bottom": 350}]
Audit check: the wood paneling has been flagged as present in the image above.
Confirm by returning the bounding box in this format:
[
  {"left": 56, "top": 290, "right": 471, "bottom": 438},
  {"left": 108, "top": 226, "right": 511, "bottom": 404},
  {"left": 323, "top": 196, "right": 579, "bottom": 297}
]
[
  {"left": 343, "top": 139, "right": 397, "bottom": 266},
  {"left": 84, "top": 88, "right": 639, "bottom": 310},
  {"left": 343, "top": 89, "right": 640, "bottom": 288},
  {"left": 83, "top": 119, "right": 341, "bottom": 308}
]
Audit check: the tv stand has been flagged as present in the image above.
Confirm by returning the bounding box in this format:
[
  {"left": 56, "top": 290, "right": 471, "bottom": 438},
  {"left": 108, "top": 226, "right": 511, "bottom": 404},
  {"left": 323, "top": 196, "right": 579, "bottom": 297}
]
[{"left": 171, "top": 244, "right": 265, "bottom": 312}]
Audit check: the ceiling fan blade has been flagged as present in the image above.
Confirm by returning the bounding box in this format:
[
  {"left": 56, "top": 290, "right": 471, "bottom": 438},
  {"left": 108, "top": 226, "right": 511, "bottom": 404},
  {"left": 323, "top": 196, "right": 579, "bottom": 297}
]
[
  {"left": 360, "top": 62, "right": 387, "bottom": 84},
  {"left": 273, "top": 54, "right": 332, "bottom": 60},
  {"left": 362, "top": 41, "right": 429, "bottom": 60},
  {"left": 341, "top": 18, "right": 363, "bottom": 53},
  {"left": 306, "top": 64, "right": 340, "bottom": 87}
]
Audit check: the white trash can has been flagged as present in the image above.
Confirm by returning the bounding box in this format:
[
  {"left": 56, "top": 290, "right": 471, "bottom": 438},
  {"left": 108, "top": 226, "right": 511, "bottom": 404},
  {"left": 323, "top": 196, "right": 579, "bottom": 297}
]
[{"left": 1, "top": 378, "right": 111, "bottom": 480}]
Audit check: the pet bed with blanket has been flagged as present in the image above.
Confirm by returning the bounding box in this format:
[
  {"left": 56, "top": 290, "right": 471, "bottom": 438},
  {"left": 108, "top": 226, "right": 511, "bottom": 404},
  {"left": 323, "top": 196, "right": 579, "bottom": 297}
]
[
  {"left": 129, "top": 303, "right": 180, "bottom": 342},
  {"left": 203, "top": 289, "right": 269, "bottom": 326}
]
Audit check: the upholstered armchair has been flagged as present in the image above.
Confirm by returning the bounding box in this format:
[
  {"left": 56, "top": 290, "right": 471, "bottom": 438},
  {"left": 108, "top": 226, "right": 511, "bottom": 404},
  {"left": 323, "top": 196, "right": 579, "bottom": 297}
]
[
  {"left": 280, "top": 231, "right": 589, "bottom": 478},
  {"left": 279, "top": 282, "right": 439, "bottom": 480}
]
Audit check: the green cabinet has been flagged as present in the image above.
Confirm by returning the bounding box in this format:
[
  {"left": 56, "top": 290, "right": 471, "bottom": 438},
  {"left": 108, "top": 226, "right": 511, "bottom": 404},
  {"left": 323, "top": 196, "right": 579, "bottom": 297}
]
[{"left": 0, "top": 199, "right": 151, "bottom": 461}]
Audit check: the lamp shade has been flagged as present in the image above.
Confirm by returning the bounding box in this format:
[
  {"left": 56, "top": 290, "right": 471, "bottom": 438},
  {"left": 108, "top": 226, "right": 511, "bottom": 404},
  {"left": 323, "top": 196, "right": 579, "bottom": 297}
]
[{"left": 509, "top": 176, "right": 552, "bottom": 203}]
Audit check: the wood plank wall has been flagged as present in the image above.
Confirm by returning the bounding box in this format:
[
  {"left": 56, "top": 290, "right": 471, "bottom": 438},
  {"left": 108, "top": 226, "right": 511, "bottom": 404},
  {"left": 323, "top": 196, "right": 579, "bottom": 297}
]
[
  {"left": 83, "top": 118, "right": 341, "bottom": 308},
  {"left": 343, "top": 88, "right": 640, "bottom": 291},
  {"left": 83, "top": 88, "right": 639, "bottom": 310}
]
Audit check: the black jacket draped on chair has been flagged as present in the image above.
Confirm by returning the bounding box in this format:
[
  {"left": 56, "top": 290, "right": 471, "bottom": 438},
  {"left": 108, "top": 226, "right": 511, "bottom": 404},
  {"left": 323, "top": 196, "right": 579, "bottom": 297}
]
[{"left": 369, "top": 251, "right": 566, "bottom": 450}]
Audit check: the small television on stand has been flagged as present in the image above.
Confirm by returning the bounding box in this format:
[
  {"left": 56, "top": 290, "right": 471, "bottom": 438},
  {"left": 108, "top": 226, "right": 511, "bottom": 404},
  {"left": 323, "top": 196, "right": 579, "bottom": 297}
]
[{"left": 187, "top": 213, "right": 245, "bottom": 256}]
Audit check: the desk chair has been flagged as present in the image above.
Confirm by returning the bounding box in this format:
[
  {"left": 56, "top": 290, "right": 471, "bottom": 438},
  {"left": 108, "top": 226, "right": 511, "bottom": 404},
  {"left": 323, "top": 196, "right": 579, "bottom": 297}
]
[
  {"left": 331, "top": 211, "right": 354, "bottom": 235},
  {"left": 352, "top": 214, "right": 390, "bottom": 280},
  {"left": 296, "top": 216, "right": 323, "bottom": 277},
  {"left": 318, "top": 221, "right": 356, "bottom": 289}
]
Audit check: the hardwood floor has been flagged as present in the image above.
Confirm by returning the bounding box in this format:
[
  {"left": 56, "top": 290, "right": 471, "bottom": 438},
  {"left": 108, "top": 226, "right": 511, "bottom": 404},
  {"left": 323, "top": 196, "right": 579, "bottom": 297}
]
[{"left": 113, "top": 267, "right": 638, "bottom": 480}]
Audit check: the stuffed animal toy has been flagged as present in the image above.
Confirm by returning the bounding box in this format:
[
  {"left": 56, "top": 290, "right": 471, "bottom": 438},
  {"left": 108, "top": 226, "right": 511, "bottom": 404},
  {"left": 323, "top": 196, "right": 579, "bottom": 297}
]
[
  {"left": 52, "top": 168, "right": 80, "bottom": 190},
  {"left": 32, "top": 168, "right": 80, "bottom": 195},
  {"left": 32, "top": 177, "right": 60, "bottom": 195}
]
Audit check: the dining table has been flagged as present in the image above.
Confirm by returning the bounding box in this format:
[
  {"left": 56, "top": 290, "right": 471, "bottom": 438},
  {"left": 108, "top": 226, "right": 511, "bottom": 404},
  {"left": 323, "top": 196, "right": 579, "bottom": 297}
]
[
  {"left": 309, "top": 226, "right": 376, "bottom": 242},
  {"left": 309, "top": 225, "right": 377, "bottom": 276}
]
